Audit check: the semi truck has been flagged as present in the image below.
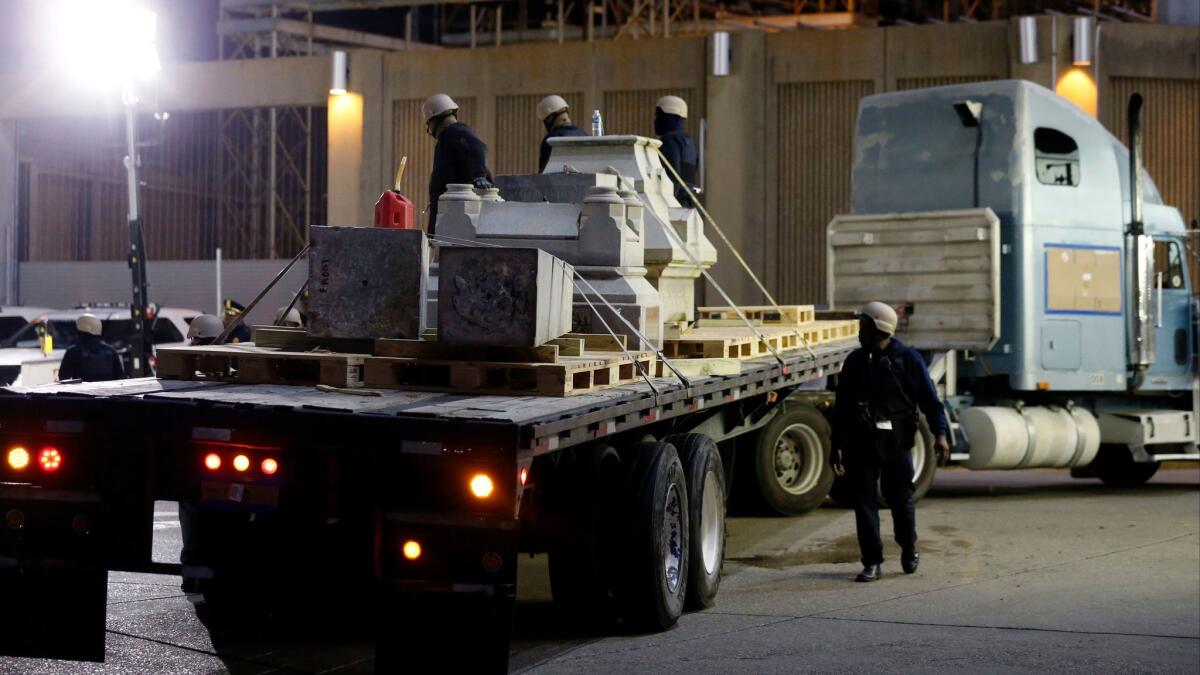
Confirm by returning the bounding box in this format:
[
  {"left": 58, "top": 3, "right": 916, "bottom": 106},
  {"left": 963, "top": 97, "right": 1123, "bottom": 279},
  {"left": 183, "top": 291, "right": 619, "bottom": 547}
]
[
  {"left": 0, "top": 134, "right": 856, "bottom": 673},
  {"left": 750, "top": 80, "right": 1196, "bottom": 517}
]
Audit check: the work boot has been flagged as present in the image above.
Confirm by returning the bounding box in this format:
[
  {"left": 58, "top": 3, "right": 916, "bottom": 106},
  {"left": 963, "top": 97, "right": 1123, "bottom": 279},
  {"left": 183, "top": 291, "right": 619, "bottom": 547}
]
[
  {"left": 902, "top": 550, "right": 920, "bottom": 574},
  {"left": 855, "top": 564, "right": 882, "bottom": 582}
]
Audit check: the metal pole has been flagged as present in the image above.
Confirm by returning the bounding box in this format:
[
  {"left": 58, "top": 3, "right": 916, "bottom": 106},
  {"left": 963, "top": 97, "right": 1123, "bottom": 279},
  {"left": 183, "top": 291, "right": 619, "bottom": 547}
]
[
  {"left": 495, "top": 4, "right": 502, "bottom": 46},
  {"left": 470, "top": 3, "right": 477, "bottom": 48},
  {"left": 122, "top": 82, "right": 151, "bottom": 377},
  {"left": 663, "top": 0, "right": 669, "bottom": 38},
  {"left": 558, "top": 0, "right": 564, "bottom": 43},
  {"left": 587, "top": 0, "right": 594, "bottom": 41},
  {"left": 215, "top": 247, "right": 223, "bottom": 315}
]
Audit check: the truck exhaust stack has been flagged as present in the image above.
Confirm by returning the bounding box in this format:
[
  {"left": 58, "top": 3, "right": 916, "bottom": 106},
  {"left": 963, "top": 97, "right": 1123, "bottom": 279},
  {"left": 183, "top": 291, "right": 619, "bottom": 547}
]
[{"left": 1126, "top": 93, "right": 1156, "bottom": 390}]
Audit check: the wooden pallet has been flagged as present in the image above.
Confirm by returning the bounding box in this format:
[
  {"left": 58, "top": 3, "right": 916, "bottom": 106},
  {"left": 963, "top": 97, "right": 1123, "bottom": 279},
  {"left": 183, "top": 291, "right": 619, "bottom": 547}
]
[
  {"left": 157, "top": 345, "right": 365, "bottom": 388},
  {"left": 251, "top": 326, "right": 375, "bottom": 354},
  {"left": 375, "top": 339, "right": 560, "bottom": 364},
  {"left": 696, "top": 305, "right": 815, "bottom": 327},
  {"left": 662, "top": 325, "right": 802, "bottom": 359},
  {"left": 363, "top": 350, "right": 656, "bottom": 396}
]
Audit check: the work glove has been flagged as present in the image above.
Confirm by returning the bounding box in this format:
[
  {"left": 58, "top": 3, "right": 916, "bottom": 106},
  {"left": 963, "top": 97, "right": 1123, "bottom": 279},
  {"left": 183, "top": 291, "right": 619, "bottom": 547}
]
[
  {"left": 472, "top": 177, "right": 495, "bottom": 190},
  {"left": 934, "top": 434, "right": 951, "bottom": 466}
]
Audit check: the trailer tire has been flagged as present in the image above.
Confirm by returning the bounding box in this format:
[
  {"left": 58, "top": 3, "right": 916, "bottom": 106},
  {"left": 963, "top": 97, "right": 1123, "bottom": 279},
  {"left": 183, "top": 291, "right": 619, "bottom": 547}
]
[
  {"left": 616, "top": 441, "right": 689, "bottom": 632},
  {"left": 665, "top": 433, "right": 725, "bottom": 610},
  {"left": 548, "top": 445, "right": 623, "bottom": 625},
  {"left": 1094, "top": 444, "right": 1161, "bottom": 487},
  {"left": 754, "top": 404, "right": 834, "bottom": 516}
]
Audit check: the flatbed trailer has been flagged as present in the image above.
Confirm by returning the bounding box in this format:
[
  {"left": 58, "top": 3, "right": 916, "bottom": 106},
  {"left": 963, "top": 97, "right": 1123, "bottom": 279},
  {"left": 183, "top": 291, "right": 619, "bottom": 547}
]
[{"left": 0, "top": 336, "right": 856, "bottom": 672}]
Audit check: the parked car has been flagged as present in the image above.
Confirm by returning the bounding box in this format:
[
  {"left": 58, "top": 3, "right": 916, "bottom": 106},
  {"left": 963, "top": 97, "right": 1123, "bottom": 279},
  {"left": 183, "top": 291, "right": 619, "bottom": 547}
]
[
  {"left": 0, "top": 306, "right": 55, "bottom": 342},
  {"left": 0, "top": 305, "right": 201, "bottom": 385}
]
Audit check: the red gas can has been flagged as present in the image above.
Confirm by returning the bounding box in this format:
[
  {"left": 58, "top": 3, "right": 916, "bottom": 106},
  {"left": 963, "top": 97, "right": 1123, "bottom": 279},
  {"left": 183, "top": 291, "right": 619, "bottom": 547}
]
[{"left": 374, "top": 190, "right": 415, "bottom": 229}]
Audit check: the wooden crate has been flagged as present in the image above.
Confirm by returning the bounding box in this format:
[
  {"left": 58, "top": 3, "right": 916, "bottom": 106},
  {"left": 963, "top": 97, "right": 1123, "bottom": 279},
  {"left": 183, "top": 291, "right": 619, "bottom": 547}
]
[
  {"left": 157, "top": 345, "right": 364, "bottom": 388},
  {"left": 363, "top": 350, "right": 656, "bottom": 396},
  {"left": 696, "top": 305, "right": 815, "bottom": 327}
]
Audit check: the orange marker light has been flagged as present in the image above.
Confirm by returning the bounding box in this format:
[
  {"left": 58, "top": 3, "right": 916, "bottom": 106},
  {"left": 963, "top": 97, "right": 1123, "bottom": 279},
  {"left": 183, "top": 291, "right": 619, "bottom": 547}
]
[
  {"left": 402, "top": 539, "right": 422, "bottom": 560},
  {"left": 261, "top": 458, "right": 279, "bottom": 475},
  {"left": 204, "top": 453, "right": 222, "bottom": 470},
  {"left": 38, "top": 447, "right": 62, "bottom": 472},
  {"left": 232, "top": 454, "right": 250, "bottom": 472},
  {"left": 6, "top": 447, "right": 30, "bottom": 471},
  {"left": 469, "top": 473, "right": 494, "bottom": 499}
]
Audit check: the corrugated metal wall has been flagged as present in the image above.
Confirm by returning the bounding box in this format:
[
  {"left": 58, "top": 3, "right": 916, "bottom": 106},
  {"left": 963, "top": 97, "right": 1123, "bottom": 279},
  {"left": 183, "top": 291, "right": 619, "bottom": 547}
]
[
  {"left": 1105, "top": 77, "right": 1200, "bottom": 230},
  {"left": 775, "top": 80, "right": 874, "bottom": 304},
  {"left": 494, "top": 92, "right": 584, "bottom": 175},
  {"left": 391, "top": 97, "right": 476, "bottom": 225},
  {"left": 602, "top": 88, "right": 700, "bottom": 140},
  {"left": 896, "top": 75, "right": 996, "bottom": 90},
  {"left": 16, "top": 108, "right": 326, "bottom": 262}
]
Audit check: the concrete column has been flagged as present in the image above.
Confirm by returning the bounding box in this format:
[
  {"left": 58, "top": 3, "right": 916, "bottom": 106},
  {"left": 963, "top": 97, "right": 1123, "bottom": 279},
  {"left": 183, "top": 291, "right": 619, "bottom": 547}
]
[
  {"left": 0, "top": 120, "right": 16, "bottom": 303},
  {"left": 703, "top": 31, "right": 767, "bottom": 306}
]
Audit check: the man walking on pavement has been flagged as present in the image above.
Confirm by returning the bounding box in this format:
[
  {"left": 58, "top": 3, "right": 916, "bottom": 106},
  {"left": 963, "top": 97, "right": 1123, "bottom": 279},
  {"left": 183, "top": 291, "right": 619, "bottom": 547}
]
[
  {"left": 831, "top": 301, "right": 950, "bottom": 582},
  {"left": 537, "top": 94, "right": 586, "bottom": 173},
  {"left": 423, "top": 93, "right": 493, "bottom": 235},
  {"left": 654, "top": 95, "right": 699, "bottom": 204}
]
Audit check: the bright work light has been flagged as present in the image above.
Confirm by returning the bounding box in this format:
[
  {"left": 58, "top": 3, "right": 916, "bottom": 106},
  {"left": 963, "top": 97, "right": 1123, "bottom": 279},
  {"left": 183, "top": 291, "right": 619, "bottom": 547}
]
[{"left": 55, "top": 0, "right": 161, "bottom": 87}]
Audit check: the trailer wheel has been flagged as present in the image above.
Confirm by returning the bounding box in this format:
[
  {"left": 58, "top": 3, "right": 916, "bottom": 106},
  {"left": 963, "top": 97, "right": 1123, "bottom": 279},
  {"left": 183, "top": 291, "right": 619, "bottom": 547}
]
[
  {"left": 548, "top": 445, "right": 623, "bottom": 624},
  {"left": 665, "top": 433, "right": 725, "bottom": 610},
  {"left": 616, "top": 441, "right": 689, "bottom": 632},
  {"left": 754, "top": 404, "right": 834, "bottom": 516},
  {"left": 1093, "top": 444, "right": 1161, "bottom": 486}
]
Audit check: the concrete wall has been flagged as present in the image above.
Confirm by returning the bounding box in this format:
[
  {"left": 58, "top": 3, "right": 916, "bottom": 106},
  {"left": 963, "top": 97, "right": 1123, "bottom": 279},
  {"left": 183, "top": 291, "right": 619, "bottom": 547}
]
[
  {"left": 1, "top": 20, "right": 1196, "bottom": 309},
  {"left": 19, "top": 259, "right": 308, "bottom": 327}
]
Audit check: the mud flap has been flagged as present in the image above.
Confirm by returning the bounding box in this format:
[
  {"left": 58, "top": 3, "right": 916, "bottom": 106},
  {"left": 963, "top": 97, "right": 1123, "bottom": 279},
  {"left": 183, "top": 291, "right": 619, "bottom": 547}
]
[{"left": 0, "top": 564, "right": 107, "bottom": 661}]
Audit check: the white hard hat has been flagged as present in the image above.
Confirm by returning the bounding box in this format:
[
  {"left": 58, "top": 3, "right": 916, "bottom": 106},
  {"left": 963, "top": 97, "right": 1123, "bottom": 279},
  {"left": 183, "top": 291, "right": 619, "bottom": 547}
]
[
  {"left": 537, "top": 94, "right": 570, "bottom": 122},
  {"left": 188, "top": 314, "right": 224, "bottom": 340},
  {"left": 656, "top": 95, "right": 688, "bottom": 119},
  {"left": 76, "top": 313, "right": 102, "bottom": 337},
  {"left": 856, "top": 301, "right": 898, "bottom": 336},
  {"left": 275, "top": 306, "right": 302, "bottom": 328},
  {"left": 422, "top": 94, "right": 459, "bottom": 123}
]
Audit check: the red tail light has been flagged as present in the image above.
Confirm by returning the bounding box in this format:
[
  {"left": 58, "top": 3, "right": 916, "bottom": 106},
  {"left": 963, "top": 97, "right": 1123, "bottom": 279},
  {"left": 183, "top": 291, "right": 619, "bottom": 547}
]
[
  {"left": 232, "top": 454, "right": 250, "bottom": 472},
  {"left": 38, "top": 447, "right": 63, "bottom": 472},
  {"left": 261, "top": 458, "right": 279, "bottom": 475},
  {"left": 203, "top": 453, "right": 222, "bottom": 470}
]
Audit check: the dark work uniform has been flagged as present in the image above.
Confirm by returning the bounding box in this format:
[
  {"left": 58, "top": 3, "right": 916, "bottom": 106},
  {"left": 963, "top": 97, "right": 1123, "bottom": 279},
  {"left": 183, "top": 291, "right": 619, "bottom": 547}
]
[
  {"left": 539, "top": 124, "right": 586, "bottom": 173},
  {"left": 58, "top": 333, "right": 126, "bottom": 382},
  {"left": 833, "top": 337, "right": 948, "bottom": 566},
  {"left": 654, "top": 112, "right": 698, "bottom": 204},
  {"left": 428, "top": 122, "right": 492, "bottom": 236}
]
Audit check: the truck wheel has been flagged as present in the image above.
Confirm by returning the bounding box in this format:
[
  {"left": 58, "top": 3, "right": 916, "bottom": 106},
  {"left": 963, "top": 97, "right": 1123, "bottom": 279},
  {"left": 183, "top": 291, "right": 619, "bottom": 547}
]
[
  {"left": 548, "top": 445, "right": 623, "bottom": 625},
  {"left": 1094, "top": 444, "right": 1161, "bottom": 487},
  {"left": 665, "top": 433, "right": 725, "bottom": 610},
  {"left": 754, "top": 404, "right": 834, "bottom": 516},
  {"left": 616, "top": 441, "right": 689, "bottom": 632}
]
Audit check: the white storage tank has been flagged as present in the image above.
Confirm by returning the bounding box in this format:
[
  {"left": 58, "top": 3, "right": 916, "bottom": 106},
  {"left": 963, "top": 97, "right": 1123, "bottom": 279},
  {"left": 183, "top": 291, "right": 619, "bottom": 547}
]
[{"left": 961, "top": 405, "right": 1100, "bottom": 470}]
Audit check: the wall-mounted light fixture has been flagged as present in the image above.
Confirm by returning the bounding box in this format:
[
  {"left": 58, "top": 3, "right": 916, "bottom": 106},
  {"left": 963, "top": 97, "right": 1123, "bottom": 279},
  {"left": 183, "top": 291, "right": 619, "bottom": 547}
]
[
  {"left": 1018, "top": 16, "right": 1038, "bottom": 65},
  {"left": 330, "top": 50, "right": 348, "bottom": 95},
  {"left": 1073, "top": 16, "right": 1093, "bottom": 66},
  {"left": 712, "top": 32, "right": 730, "bottom": 77}
]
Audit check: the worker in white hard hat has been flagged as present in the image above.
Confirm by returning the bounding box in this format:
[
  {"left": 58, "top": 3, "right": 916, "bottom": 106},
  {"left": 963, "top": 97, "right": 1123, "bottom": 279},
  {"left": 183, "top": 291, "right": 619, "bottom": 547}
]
[
  {"left": 274, "top": 306, "right": 303, "bottom": 328},
  {"left": 58, "top": 313, "right": 126, "bottom": 382},
  {"left": 187, "top": 314, "right": 225, "bottom": 346},
  {"left": 830, "top": 301, "right": 950, "bottom": 583},
  {"left": 422, "top": 93, "right": 493, "bottom": 235},
  {"left": 537, "top": 94, "right": 586, "bottom": 173},
  {"left": 654, "top": 95, "right": 699, "bottom": 204}
]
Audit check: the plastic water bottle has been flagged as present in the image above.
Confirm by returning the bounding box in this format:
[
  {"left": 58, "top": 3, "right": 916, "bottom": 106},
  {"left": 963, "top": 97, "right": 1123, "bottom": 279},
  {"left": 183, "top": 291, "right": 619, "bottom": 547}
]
[{"left": 591, "top": 110, "right": 603, "bottom": 136}]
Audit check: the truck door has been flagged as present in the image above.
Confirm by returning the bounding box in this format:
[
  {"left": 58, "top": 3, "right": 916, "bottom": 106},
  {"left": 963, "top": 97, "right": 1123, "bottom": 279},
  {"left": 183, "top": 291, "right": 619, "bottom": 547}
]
[{"left": 1146, "top": 237, "right": 1192, "bottom": 383}]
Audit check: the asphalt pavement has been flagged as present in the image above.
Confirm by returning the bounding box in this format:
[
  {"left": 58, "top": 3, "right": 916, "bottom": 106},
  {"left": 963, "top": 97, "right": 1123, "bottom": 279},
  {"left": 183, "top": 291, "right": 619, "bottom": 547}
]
[{"left": 1, "top": 467, "right": 1197, "bottom": 674}]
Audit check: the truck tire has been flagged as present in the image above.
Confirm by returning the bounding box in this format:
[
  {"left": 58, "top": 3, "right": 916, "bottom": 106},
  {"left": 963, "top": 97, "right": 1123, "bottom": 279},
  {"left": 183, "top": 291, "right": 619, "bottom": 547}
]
[
  {"left": 830, "top": 416, "right": 937, "bottom": 508},
  {"left": 1093, "top": 444, "right": 1161, "bottom": 487},
  {"left": 753, "top": 404, "right": 834, "bottom": 516},
  {"left": 665, "top": 433, "right": 725, "bottom": 610},
  {"left": 548, "top": 445, "right": 623, "bottom": 625},
  {"left": 616, "top": 441, "right": 689, "bottom": 632}
]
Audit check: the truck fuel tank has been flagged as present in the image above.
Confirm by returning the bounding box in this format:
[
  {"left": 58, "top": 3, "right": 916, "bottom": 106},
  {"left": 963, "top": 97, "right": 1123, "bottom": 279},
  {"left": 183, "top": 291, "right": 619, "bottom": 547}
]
[{"left": 961, "top": 405, "right": 1100, "bottom": 470}]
